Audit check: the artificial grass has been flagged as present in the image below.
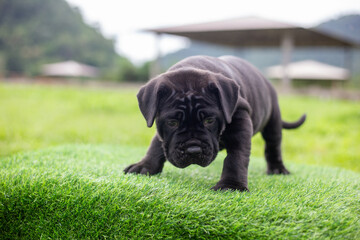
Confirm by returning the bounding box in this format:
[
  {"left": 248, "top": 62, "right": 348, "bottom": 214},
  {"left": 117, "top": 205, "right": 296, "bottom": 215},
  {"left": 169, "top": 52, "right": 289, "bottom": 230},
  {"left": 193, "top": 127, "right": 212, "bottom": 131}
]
[{"left": 1, "top": 145, "right": 359, "bottom": 239}]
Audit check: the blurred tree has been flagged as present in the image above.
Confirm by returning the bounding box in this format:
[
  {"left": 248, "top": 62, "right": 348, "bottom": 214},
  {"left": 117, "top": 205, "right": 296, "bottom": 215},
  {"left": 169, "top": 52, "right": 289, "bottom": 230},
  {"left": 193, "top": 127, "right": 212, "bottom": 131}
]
[
  {"left": 113, "top": 57, "right": 150, "bottom": 82},
  {"left": 0, "top": 0, "right": 121, "bottom": 78},
  {"left": 137, "top": 61, "right": 151, "bottom": 82}
]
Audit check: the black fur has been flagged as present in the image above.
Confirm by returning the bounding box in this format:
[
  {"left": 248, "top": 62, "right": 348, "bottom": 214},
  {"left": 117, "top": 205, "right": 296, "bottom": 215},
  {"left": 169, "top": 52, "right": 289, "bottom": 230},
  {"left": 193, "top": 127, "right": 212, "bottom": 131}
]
[{"left": 124, "top": 56, "right": 306, "bottom": 191}]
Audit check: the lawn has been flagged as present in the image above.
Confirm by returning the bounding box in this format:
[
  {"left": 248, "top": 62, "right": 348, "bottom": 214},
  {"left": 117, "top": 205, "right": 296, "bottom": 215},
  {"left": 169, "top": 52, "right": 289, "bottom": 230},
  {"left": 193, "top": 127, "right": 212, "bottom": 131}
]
[
  {"left": 0, "top": 83, "right": 359, "bottom": 171},
  {"left": 0, "top": 83, "right": 359, "bottom": 239}
]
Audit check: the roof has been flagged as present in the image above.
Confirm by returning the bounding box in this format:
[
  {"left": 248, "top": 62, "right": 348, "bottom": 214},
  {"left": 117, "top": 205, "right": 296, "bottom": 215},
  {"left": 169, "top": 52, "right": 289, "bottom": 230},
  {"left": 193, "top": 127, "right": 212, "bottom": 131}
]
[
  {"left": 266, "top": 60, "right": 350, "bottom": 80},
  {"left": 148, "top": 17, "right": 358, "bottom": 47},
  {"left": 153, "top": 16, "right": 296, "bottom": 32},
  {"left": 42, "top": 61, "right": 98, "bottom": 78}
]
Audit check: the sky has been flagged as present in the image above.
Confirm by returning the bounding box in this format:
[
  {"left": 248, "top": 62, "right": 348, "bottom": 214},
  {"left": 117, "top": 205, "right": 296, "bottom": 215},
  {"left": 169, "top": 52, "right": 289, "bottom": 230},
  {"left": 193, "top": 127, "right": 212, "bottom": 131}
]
[{"left": 66, "top": 0, "right": 360, "bottom": 64}]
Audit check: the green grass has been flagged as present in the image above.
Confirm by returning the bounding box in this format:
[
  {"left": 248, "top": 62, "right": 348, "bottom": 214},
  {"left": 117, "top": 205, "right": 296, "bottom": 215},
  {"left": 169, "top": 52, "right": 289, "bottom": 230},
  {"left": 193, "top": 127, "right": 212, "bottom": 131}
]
[
  {"left": 252, "top": 95, "right": 360, "bottom": 172},
  {"left": 1, "top": 83, "right": 360, "bottom": 238},
  {"left": 1, "top": 145, "right": 359, "bottom": 239},
  {"left": 1, "top": 83, "right": 359, "bottom": 171},
  {"left": 0, "top": 84, "right": 154, "bottom": 156}
]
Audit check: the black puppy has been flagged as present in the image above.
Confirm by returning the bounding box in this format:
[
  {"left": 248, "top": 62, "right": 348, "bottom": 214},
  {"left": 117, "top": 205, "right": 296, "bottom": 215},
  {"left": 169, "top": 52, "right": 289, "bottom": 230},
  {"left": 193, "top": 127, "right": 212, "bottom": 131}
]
[{"left": 124, "top": 55, "right": 306, "bottom": 191}]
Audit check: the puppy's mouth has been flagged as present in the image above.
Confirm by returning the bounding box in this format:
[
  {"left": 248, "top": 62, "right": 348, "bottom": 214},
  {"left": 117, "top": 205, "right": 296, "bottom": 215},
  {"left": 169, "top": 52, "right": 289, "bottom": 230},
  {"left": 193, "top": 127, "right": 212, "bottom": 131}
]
[{"left": 167, "top": 141, "right": 217, "bottom": 168}]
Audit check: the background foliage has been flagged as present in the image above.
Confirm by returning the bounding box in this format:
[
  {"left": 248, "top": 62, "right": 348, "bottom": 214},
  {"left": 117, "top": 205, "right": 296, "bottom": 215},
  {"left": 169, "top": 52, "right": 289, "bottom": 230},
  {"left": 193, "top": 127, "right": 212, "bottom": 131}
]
[
  {"left": 0, "top": 0, "right": 150, "bottom": 81},
  {"left": 0, "top": 0, "right": 115, "bottom": 75}
]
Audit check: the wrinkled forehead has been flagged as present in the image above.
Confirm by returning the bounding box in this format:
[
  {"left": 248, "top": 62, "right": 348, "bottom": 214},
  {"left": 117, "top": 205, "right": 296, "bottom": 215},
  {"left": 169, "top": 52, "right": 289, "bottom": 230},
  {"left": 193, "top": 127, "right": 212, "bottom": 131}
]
[
  {"left": 159, "top": 90, "right": 220, "bottom": 117},
  {"left": 169, "top": 89, "right": 214, "bottom": 106}
]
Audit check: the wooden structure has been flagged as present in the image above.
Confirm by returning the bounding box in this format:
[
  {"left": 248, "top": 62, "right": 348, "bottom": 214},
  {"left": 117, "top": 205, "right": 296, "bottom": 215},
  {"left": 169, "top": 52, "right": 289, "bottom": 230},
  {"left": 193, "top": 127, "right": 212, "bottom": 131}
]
[
  {"left": 266, "top": 60, "right": 349, "bottom": 87},
  {"left": 42, "top": 61, "right": 98, "bottom": 78},
  {"left": 147, "top": 17, "right": 358, "bottom": 87}
]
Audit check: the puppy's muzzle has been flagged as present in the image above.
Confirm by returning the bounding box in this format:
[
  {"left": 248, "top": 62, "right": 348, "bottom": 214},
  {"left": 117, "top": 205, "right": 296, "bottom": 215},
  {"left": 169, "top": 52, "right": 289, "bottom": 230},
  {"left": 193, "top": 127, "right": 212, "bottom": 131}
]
[
  {"left": 186, "top": 146, "right": 202, "bottom": 155},
  {"left": 184, "top": 139, "right": 203, "bottom": 157},
  {"left": 169, "top": 139, "right": 215, "bottom": 168}
]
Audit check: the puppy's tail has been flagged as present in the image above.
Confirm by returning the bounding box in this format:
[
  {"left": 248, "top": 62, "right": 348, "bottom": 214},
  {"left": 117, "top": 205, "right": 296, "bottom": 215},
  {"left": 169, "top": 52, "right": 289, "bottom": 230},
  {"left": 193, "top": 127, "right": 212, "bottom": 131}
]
[{"left": 282, "top": 114, "right": 306, "bottom": 129}]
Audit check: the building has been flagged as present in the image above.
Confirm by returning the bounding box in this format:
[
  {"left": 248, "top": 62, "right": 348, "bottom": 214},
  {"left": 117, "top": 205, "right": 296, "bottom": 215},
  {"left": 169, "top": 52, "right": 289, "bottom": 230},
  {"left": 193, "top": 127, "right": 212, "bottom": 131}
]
[
  {"left": 42, "top": 61, "right": 98, "bottom": 78},
  {"left": 266, "top": 60, "right": 349, "bottom": 87}
]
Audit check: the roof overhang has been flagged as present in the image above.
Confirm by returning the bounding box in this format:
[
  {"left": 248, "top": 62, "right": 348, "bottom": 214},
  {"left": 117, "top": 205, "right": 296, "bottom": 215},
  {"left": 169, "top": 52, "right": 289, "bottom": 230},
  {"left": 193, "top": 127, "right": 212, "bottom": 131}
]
[{"left": 148, "top": 17, "right": 358, "bottom": 47}]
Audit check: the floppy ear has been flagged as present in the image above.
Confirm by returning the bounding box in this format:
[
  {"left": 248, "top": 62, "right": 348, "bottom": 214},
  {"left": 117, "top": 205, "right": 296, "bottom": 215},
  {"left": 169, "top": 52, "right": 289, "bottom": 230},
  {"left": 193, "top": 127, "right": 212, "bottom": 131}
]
[
  {"left": 137, "top": 76, "right": 171, "bottom": 127},
  {"left": 209, "top": 74, "right": 251, "bottom": 124}
]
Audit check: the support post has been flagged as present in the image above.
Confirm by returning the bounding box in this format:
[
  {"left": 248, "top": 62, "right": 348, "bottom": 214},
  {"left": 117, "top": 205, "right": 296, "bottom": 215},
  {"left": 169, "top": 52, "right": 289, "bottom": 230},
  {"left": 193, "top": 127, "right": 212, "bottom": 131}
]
[
  {"left": 150, "top": 33, "right": 162, "bottom": 79},
  {"left": 344, "top": 47, "right": 353, "bottom": 80},
  {"left": 281, "top": 32, "right": 294, "bottom": 89}
]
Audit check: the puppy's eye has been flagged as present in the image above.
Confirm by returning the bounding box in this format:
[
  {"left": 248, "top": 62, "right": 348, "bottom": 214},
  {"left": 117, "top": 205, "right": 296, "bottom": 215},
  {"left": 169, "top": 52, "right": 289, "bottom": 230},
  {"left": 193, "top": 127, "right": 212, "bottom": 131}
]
[
  {"left": 203, "top": 117, "right": 215, "bottom": 126},
  {"left": 167, "top": 119, "right": 179, "bottom": 128}
]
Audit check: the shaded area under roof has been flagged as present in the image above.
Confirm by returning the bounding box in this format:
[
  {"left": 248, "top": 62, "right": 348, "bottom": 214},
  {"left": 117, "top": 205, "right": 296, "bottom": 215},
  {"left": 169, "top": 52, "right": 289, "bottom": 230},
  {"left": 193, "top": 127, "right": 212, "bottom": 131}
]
[
  {"left": 148, "top": 17, "right": 358, "bottom": 47},
  {"left": 42, "top": 61, "right": 98, "bottom": 78},
  {"left": 266, "top": 60, "right": 350, "bottom": 81}
]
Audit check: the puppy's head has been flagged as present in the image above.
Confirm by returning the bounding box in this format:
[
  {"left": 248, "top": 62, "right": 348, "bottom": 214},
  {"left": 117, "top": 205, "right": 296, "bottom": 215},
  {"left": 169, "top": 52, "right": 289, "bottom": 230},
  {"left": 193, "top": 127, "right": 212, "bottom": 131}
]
[{"left": 137, "top": 68, "right": 247, "bottom": 168}]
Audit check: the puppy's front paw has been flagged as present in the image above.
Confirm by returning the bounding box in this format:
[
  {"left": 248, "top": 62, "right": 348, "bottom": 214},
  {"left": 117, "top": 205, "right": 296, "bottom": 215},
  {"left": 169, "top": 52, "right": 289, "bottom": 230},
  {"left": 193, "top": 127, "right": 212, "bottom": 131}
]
[
  {"left": 211, "top": 180, "right": 249, "bottom": 192},
  {"left": 267, "top": 166, "right": 290, "bottom": 175},
  {"left": 124, "top": 162, "right": 162, "bottom": 175}
]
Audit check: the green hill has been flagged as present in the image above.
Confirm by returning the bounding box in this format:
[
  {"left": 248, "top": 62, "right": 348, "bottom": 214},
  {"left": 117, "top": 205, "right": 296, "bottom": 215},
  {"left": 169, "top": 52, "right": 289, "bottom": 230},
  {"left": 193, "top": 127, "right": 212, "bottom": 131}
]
[
  {"left": 0, "top": 0, "right": 118, "bottom": 76},
  {"left": 317, "top": 14, "right": 360, "bottom": 44}
]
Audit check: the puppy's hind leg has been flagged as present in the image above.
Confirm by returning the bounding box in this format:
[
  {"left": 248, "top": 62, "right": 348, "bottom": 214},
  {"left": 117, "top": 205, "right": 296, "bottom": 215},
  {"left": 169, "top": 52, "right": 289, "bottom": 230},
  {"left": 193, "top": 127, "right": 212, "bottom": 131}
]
[
  {"left": 261, "top": 103, "right": 290, "bottom": 175},
  {"left": 124, "top": 136, "right": 166, "bottom": 175}
]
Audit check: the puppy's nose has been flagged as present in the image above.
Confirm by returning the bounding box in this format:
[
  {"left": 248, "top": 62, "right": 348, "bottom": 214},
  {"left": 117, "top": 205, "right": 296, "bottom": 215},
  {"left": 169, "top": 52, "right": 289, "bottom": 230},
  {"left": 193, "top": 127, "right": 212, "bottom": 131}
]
[{"left": 186, "top": 146, "right": 202, "bottom": 155}]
